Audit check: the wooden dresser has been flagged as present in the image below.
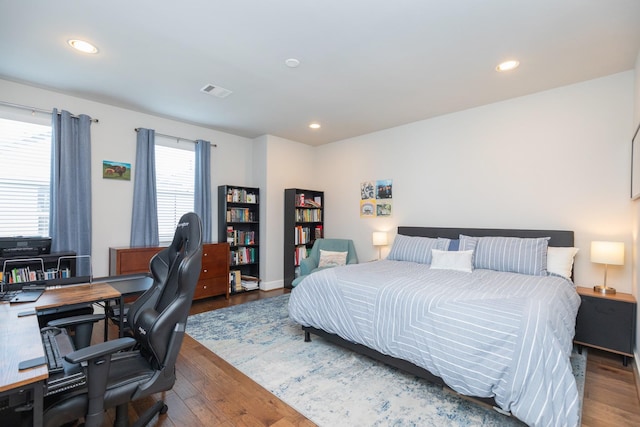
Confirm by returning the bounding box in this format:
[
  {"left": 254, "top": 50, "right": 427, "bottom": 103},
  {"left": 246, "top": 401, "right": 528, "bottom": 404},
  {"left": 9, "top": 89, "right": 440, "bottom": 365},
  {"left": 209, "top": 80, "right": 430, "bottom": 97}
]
[{"left": 109, "top": 243, "right": 230, "bottom": 300}]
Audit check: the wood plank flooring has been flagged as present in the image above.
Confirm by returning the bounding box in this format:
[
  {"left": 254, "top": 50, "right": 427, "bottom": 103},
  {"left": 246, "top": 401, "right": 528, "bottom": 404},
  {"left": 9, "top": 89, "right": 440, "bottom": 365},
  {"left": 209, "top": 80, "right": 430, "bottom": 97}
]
[{"left": 87, "top": 289, "right": 640, "bottom": 426}]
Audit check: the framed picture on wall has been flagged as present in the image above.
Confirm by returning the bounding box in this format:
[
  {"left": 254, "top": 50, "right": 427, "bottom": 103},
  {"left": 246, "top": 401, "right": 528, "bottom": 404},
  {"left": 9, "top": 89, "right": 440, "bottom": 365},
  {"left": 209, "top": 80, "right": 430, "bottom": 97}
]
[{"left": 631, "top": 121, "right": 640, "bottom": 200}]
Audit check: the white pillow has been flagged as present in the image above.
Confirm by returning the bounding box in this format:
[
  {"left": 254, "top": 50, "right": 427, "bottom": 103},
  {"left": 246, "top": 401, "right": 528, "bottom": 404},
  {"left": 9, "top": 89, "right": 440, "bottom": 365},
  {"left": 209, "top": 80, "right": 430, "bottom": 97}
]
[
  {"left": 547, "top": 247, "right": 579, "bottom": 279},
  {"left": 318, "top": 249, "right": 348, "bottom": 268},
  {"left": 430, "top": 249, "right": 474, "bottom": 273}
]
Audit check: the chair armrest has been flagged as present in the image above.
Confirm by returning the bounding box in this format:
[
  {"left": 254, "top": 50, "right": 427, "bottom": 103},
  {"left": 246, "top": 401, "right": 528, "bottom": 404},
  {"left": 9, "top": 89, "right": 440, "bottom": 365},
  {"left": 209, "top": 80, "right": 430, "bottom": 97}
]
[
  {"left": 47, "top": 314, "right": 104, "bottom": 328},
  {"left": 299, "top": 257, "right": 317, "bottom": 276},
  {"left": 65, "top": 337, "right": 137, "bottom": 364}
]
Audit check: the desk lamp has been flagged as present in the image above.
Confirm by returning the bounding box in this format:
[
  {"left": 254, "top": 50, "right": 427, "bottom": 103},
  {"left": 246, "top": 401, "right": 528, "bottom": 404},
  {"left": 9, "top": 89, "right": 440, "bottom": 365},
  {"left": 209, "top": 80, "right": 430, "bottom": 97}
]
[
  {"left": 372, "top": 231, "right": 388, "bottom": 260},
  {"left": 591, "top": 241, "right": 624, "bottom": 295}
]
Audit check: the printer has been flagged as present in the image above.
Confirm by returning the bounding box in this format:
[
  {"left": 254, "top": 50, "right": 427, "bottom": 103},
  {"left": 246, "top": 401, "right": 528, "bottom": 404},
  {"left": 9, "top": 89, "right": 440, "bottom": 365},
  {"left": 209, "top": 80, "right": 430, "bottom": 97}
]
[{"left": 0, "top": 236, "right": 52, "bottom": 258}]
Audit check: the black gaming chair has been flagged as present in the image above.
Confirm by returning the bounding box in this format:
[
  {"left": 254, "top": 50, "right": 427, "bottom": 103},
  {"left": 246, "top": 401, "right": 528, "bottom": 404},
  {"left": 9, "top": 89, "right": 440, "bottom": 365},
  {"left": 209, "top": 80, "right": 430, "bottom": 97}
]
[{"left": 42, "top": 212, "right": 203, "bottom": 427}]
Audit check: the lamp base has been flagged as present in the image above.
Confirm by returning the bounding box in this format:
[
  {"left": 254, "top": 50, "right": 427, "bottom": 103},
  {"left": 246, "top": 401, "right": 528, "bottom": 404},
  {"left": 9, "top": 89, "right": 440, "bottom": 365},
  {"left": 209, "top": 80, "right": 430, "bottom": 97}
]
[{"left": 593, "top": 285, "right": 616, "bottom": 295}]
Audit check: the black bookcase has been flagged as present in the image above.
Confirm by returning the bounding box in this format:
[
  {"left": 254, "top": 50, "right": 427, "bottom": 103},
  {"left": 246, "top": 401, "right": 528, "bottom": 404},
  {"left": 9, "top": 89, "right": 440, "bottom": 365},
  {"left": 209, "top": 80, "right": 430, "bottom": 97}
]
[
  {"left": 283, "top": 188, "right": 324, "bottom": 288},
  {"left": 217, "top": 185, "right": 260, "bottom": 293}
]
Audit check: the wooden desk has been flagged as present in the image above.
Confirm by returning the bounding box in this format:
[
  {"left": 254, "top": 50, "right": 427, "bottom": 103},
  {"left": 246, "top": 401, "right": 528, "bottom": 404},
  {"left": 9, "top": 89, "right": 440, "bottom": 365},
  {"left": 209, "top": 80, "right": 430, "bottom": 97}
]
[{"left": 0, "top": 282, "right": 121, "bottom": 426}]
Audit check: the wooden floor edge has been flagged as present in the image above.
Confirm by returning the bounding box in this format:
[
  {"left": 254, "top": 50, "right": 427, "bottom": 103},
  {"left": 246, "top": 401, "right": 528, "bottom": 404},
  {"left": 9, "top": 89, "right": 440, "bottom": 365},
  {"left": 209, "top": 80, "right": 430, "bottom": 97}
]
[{"left": 634, "top": 353, "right": 640, "bottom": 404}]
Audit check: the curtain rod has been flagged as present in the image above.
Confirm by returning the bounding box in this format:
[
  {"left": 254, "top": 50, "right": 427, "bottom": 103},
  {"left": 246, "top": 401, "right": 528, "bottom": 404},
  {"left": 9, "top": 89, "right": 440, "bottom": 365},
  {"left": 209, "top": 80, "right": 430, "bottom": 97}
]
[
  {"left": 135, "top": 128, "right": 217, "bottom": 147},
  {"left": 0, "top": 100, "right": 99, "bottom": 123}
]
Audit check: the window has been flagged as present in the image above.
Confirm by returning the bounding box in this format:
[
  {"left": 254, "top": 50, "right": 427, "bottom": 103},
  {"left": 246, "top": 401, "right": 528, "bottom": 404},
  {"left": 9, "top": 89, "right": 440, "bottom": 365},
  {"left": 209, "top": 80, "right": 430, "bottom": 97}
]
[
  {"left": 0, "top": 117, "right": 52, "bottom": 237},
  {"left": 155, "top": 137, "right": 195, "bottom": 242}
]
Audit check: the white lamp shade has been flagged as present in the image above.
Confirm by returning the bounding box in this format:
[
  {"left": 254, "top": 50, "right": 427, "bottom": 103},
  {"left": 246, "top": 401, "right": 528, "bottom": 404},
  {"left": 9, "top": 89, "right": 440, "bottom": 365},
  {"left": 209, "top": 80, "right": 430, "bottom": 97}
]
[
  {"left": 372, "top": 231, "right": 388, "bottom": 246},
  {"left": 590, "top": 241, "right": 624, "bottom": 265}
]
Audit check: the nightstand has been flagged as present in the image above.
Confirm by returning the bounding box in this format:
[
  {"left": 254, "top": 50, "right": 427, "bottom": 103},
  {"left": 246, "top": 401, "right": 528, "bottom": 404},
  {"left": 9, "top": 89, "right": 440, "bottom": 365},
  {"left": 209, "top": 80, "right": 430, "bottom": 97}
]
[{"left": 574, "top": 286, "right": 637, "bottom": 366}]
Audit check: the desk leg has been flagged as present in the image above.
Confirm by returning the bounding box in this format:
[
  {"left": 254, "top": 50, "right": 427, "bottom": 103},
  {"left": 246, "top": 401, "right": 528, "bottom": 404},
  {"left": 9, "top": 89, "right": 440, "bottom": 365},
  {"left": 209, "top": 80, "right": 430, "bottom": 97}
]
[
  {"left": 119, "top": 295, "right": 124, "bottom": 338},
  {"left": 33, "top": 381, "right": 43, "bottom": 427}
]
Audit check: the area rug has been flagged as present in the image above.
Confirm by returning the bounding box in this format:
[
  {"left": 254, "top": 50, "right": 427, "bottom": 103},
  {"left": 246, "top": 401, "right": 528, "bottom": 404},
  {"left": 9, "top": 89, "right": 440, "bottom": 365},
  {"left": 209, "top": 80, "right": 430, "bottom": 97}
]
[{"left": 186, "top": 294, "right": 586, "bottom": 427}]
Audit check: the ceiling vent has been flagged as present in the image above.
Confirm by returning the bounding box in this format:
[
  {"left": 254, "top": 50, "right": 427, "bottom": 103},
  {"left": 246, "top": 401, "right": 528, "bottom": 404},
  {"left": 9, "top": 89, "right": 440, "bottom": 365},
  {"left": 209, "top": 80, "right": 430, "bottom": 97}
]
[{"left": 200, "top": 84, "right": 232, "bottom": 98}]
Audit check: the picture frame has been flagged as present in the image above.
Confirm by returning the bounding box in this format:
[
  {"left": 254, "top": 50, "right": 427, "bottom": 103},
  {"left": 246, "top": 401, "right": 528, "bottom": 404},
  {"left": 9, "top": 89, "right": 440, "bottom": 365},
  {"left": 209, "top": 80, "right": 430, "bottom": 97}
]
[
  {"left": 103, "top": 160, "right": 131, "bottom": 180},
  {"left": 631, "top": 122, "right": 640, "bottom": 200}
]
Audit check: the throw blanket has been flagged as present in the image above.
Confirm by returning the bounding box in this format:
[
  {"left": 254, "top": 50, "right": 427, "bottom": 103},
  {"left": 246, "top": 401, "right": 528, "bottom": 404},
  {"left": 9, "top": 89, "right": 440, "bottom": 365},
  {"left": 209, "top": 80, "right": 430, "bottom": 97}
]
[{"left": 288, "top": 260, "right": 581, "bottom": 427}]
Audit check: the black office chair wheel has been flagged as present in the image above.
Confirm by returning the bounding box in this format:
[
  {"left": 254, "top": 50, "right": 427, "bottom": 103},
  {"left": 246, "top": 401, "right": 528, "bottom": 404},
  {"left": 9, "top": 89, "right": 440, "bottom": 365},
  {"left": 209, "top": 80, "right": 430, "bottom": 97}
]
[{"left": 160, "top": 404, "right": 168, "bottom": 415}]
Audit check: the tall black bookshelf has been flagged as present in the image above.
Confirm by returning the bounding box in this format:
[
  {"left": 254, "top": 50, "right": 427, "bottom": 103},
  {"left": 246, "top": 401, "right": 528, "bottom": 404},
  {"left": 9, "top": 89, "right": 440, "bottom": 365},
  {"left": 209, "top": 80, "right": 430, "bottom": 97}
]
[
  {"left": 283, "top": 188, "right": 324, "bottom": 288},
  {"left": 218, "top": 185, "right": 260, "bottom": 293}
]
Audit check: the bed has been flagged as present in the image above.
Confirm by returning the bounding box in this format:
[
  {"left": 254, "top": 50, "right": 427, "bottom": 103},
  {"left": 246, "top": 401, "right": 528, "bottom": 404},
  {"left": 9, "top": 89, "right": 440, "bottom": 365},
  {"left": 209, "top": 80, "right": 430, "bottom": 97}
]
[{"left": 288, "top": 226, "right": 581, "bottom": 427}]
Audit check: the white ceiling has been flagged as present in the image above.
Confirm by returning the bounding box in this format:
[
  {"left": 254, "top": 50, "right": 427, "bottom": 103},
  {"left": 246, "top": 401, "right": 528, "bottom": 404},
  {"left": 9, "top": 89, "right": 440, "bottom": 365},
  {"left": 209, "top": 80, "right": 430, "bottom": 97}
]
[{"left": 1, "top": 1, "right": 639, "bottom": 146}]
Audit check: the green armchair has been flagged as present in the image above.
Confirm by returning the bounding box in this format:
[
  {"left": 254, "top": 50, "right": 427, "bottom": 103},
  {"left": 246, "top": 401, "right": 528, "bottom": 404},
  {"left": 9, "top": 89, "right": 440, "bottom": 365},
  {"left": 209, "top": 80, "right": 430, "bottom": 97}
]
[{"left": 292, "top": 238, "right": 358, "bottom": 287}]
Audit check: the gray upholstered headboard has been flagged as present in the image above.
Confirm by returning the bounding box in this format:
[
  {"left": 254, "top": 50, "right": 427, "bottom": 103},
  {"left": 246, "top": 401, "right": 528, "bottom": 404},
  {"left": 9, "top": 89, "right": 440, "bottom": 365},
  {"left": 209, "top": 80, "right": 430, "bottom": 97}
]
[{"left": 397, "top": 226, "right": 574, "bottom": 248}]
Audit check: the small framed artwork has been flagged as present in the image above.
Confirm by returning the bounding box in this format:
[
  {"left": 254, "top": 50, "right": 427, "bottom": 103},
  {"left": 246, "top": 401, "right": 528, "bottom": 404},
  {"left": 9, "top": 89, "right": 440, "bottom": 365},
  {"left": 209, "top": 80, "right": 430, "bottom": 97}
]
[
  {"left": 361, "top": 179, "right": 393, "bottom": 217},
  {"left": 103, "top": 160, "right": 131, "bottom": 180}
]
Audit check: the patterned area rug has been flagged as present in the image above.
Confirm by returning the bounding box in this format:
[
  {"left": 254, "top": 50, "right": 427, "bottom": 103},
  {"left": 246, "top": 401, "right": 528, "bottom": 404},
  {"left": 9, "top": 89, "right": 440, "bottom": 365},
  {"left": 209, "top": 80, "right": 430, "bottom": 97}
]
[{"left": 186, "top": 294, "right": 586, "bottom": 427}]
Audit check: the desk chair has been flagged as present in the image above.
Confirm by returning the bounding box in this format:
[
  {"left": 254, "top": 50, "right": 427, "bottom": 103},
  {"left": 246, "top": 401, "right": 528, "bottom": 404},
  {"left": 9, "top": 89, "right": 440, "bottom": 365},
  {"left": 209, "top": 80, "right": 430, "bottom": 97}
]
[{"left": 40, "top": 212, "right": 203, "bottom": 427}]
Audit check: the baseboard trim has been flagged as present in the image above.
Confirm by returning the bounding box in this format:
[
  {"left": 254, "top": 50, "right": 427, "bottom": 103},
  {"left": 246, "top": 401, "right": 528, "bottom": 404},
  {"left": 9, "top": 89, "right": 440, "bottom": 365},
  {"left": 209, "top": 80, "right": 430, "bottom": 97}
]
[{"left": 260, "top": 279, "right": 283, "bottom": 291}]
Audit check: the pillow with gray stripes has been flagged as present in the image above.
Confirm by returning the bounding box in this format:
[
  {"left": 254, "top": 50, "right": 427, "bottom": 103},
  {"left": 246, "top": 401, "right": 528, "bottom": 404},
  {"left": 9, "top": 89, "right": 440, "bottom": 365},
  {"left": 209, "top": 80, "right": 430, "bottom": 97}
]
[
  {"left": 459, "top": 235, "right": 550, "bottom": 276},
  {"left": 388, "top": 234, "right": 450, "bottom": 264}
]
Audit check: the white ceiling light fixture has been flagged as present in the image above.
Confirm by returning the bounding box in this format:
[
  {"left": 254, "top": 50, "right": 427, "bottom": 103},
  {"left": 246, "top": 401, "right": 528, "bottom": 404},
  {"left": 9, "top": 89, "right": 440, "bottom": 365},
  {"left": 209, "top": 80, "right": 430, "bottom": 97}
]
[
  {"left": 285, "top": 58, "right": 300, "bottom": 68},
  {"left": 67, "top": 39, "right": 98, "bottom": 54},
  {"left": 496, "top": 59, "right": 520, "bottom": 72},
  {"left": 309, "top": 123, "right": 321, "bottom": 129}
]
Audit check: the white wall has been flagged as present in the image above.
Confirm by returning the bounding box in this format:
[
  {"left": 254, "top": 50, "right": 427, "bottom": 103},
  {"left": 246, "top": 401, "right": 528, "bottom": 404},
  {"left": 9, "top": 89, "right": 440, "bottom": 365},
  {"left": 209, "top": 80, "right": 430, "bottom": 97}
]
[
  {"left": 252, "top": 135, "right": 316, "bottom": 288},
  {"left": 314, "top": 71, "right": 635, "bottom": 292},
  {"left": 631, "top": 50, "right": 640, "bottom": 374},
  {"left": 0, "top": 78, "right": 254, "bottom": 277}
]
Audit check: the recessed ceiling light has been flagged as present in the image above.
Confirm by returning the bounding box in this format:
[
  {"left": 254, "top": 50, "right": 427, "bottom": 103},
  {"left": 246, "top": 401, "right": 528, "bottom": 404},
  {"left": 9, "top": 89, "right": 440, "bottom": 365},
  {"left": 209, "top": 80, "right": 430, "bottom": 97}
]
[
  {"left": 496, "top": 60, "right": 519, "bottom": 72},
  {"left": 309, "top": 123, "right": 321, "bottom": 129},
  {"left": 68, "top": 39, "right": 98, "bottom": 54},
  {"left": 285, "top": 58, "right": 300, "bottom": 68}
]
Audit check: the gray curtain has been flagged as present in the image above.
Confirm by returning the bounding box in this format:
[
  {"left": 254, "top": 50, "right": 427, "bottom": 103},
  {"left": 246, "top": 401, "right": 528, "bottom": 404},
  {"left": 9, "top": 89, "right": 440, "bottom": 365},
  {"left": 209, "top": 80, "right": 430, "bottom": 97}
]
[
  {"left": 130, "top": 128, "right": 159, "bottom": 247},
  {"left": 195, "top": 139, "right": 212, "bottom": 243},
  {"left": 50, "top": 109, "right": 92, "bottom": 276}
]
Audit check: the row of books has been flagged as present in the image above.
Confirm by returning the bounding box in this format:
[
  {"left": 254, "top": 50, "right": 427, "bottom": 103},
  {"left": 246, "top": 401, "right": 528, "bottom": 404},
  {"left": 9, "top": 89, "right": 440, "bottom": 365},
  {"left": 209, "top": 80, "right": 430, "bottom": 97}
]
[
  {"left": 229, "top": 271, "right": 260, "bottom": 293},
  {"left": 226, "top": 208, "right": 257, "bottom": 223},
  {"left": 294, "top": 246, "right": 310, "bottom": 266},
  {"left": 226, "top": 226, "right": 256, "bottom": 246},
  {"left": 3, "top": 267, "right": 72, "bottom": 284},
  {"left": 226, "top": 188, "right": 258, "bottom": 204},
  {"left": 295, "top": 208, "right": 322, "bottom": 222},
  {"left": 230, "top": 247, "right": 257, "bottom": 265},
  {"left": 294, "top": 193, "right": 322, "bottom": 208},
  {"left": 294, "top": 225, "right": 323, "bottom": 245}
]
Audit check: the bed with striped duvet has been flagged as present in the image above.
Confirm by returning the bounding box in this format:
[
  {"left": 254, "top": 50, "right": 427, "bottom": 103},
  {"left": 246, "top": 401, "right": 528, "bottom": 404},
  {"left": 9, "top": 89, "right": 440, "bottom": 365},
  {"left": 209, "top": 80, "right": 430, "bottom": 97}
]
[{"left": 288, "top": 259, "right": 582, "bottom": 427}]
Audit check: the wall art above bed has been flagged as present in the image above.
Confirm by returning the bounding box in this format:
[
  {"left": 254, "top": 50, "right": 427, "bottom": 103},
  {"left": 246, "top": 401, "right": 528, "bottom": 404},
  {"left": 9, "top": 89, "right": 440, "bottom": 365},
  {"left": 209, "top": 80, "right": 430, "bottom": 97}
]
[{"left": 360, "top": 179, "right": 392, "bottom": 218}]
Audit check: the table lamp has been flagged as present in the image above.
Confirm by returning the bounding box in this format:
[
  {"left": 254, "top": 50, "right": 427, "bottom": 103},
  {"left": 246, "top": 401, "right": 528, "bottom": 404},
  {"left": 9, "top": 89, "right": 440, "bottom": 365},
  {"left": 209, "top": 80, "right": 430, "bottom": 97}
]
[
  {"left": 372, "top": 231, "right": 388, "bottom": 260},
  {"left": 591, "top": 241, "right": 624, "bottom": 295}
]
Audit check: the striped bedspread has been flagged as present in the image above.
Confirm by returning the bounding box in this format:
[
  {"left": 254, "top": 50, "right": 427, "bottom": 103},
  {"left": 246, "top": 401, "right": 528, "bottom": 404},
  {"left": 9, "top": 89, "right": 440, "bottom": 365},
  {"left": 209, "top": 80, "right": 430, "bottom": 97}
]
[{"left": 288, "top": 260, "right": 582, "bottom": 427}]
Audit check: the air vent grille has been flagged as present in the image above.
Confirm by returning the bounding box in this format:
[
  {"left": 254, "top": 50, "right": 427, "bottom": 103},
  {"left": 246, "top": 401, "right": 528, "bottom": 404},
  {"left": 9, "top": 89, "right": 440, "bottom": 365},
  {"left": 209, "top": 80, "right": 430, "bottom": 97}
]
[{"left": 200, "top": 84, "right": 232, "bottom": 98}]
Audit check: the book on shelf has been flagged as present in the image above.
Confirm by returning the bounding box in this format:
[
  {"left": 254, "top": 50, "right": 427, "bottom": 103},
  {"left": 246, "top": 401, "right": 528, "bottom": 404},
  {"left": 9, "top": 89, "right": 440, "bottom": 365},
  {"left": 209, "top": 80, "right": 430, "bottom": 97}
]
[
  {"left": 226, "top": 188, "right": 258, "bottom": 204},
  {"left": 230, "top": 247, "right": 257, "bottom": 265},
  {"left": 229, "top": 270, "right": 242, "bottom": 293},
  {"left": 240, "top": 274, "right": 260, "bottom": 291},
  {"left": 226, "top": 227, "right": 256, "bottom": 246},
  {"left": 226, "top": 208, "right": 256, "bottom": 222}
]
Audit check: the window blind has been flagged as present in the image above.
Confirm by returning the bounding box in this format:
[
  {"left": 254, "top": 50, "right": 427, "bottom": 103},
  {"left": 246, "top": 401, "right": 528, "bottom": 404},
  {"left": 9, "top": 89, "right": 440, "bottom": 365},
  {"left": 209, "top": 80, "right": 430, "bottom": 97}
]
[
  {"left": 155, "top": 142, "right": 195, "bottom": 243},
  {"left": 0, "top": 117, "right": 51, "bottom": 237}
]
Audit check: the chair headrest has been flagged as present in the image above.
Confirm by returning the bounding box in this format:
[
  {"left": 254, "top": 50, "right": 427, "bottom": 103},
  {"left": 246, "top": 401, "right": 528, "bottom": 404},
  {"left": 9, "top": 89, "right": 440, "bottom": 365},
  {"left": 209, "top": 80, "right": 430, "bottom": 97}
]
[{"left": 168, "top": 212, "right": 202, "bottom": 256}]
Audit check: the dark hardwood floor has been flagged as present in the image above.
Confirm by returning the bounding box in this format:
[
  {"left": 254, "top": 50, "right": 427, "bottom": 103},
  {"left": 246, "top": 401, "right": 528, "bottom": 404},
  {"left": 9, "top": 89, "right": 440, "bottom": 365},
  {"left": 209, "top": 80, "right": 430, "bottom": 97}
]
[{"left": 88, "top": 289, "right": 639, "bottom": 426}]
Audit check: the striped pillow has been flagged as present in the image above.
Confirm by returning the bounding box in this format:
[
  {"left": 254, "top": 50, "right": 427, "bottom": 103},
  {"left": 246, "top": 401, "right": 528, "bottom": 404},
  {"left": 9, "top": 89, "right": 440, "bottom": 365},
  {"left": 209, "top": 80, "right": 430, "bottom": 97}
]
[
  {"left": 459, "top": 235, "right": 550, "bottom": 276},
  {"left": 388, "top": 235, "right": 450, "bottom": 264}
]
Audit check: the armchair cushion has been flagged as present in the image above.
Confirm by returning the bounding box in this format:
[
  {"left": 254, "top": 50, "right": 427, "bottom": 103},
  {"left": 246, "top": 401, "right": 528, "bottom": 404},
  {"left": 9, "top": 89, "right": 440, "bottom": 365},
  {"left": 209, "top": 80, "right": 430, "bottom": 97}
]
[{"left": 318, "top": 250, "right": 348, "bottom": 268}]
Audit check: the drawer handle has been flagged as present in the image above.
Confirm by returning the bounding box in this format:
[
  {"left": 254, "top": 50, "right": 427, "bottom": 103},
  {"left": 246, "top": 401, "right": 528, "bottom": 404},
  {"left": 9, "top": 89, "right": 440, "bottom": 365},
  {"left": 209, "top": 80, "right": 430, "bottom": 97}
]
[{"left": 203, "top": 269, "right": 208, "bottom": 273}]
